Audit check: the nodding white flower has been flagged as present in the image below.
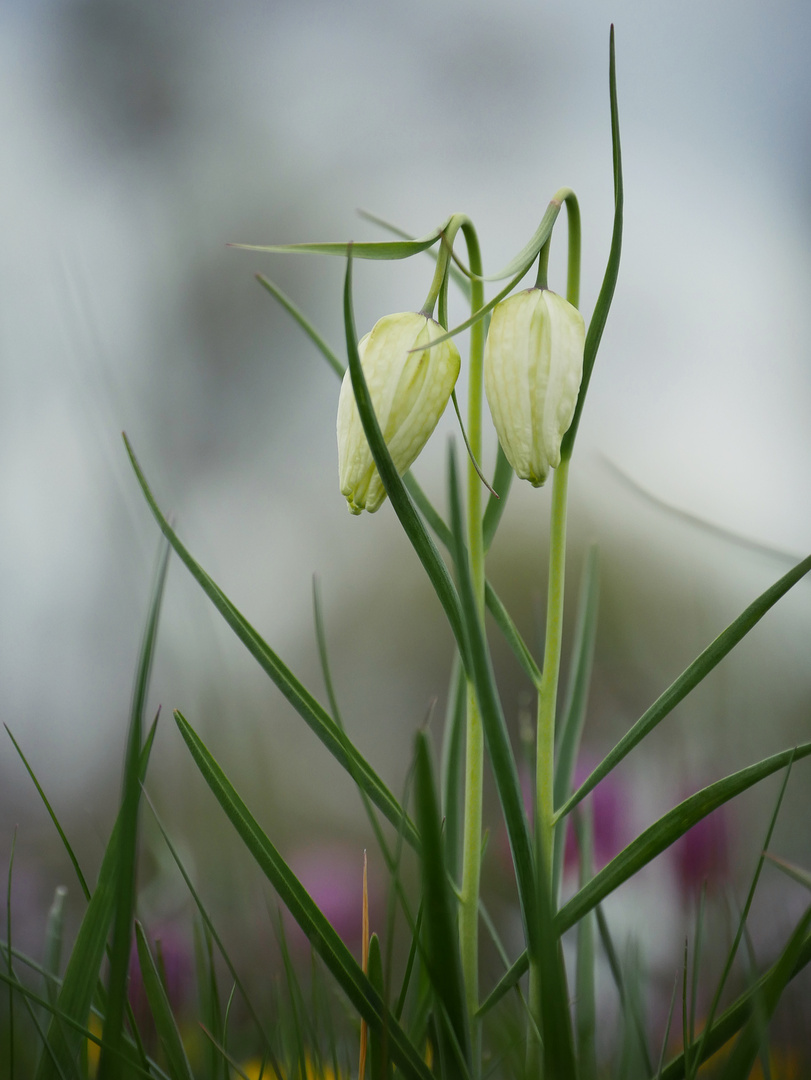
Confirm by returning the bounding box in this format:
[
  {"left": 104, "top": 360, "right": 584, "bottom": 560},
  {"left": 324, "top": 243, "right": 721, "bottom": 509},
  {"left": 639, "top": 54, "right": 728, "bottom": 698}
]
[
  {"left": 337, "top": 312, "right": 461, "bottom": 514},
  {"left": 484, "top": 288, "right": 585, "bottom": 487}
]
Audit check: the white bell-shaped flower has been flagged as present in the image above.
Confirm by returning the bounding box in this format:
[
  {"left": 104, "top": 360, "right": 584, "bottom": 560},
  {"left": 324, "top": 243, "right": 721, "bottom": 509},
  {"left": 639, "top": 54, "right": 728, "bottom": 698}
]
[
  {"left": 484, "top": 288, "right": 585, "bottom": 487},
  {"left": 337, "top": 312, "right": 461, "bottom": 514}
]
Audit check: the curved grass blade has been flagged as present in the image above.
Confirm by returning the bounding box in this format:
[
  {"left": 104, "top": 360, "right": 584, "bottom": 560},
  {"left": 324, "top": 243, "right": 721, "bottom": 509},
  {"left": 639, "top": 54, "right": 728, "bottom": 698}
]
[
  {"left": 560, "top": 24, "right": 623, "bottom": 462},
  {"left": 440, "top": 656, "right": 466, "bottom": 884},
  {"left": 480, "top": 743, "right": 811, "bottom": 1014},
  {"left": 413, "top": 731, "right": 471, "bottom": 1069},
  {"left": 98, "top": 536, "right": 171, "bottom": 1080},
  {"left": 447, "top": 444, "right": 539, "bottom": 960},
  {"left": 230, "top": 218, "right": 451, "bottom": 260},
  {"left": 558, "top": 743, "right": 811, "bottom": 933},
  {"left": 255, "top": 275, "right": 345, "bottom": 378},
  {"left": 134, "top": 922, "right": 194, "bottom": 1080},
  {"left": 557, "top": 551, "right": 811, "bottom": 822},
  {"left": 658, "top": 914, "right": 811, "bottom": 1080},
  {"left": 552, "top": 544, "right": 600, "bottom": 894},
  {"left": 342, "top": 252, "right": 468, "bottom": 661},
  {"left": 357, "top": 209, "right": 472, "bottom": 300},
  {"left": 401, "top": 473, "right": 541, "bottom": 687},
  {"left": 35, "top": 639, "right": 163, "bottom": 1079},
  {"left": 4, "top": 727, "right": 91, "bottom": 902},
  {"left": 174, "top": 710, "right": 432, "bottom": 1080},
  {"left": 124, "top": 435, "right": 418, "bottom": 851},
  {"left": 482, "top": 445, "right": 514, "bottom": 553}
]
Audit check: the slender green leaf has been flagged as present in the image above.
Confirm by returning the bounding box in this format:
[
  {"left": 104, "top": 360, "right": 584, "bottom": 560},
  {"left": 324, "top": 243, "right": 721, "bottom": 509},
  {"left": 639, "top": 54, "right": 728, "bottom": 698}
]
[
  {"left": 342, "top": 252, "right": 468, "bottom": 661},
  {"left": 765, "top": 853, "right": 811, "bottom": 891},
  {"left": 174, "top": 710, "right": 432, "bottom": 1080},
  {"left": 4, "top": 727, "right": 91, "bottom": 901},
  {"left": 124, "top": 434, "right": 418, "bottom": 850},
  {"left": 574, "top": 810, "right": 597, "bottom": 1080},
  {"left": 479, "top": 743, "right": 811, "bottom": 1013},
  {"left": 552, "top": 545, "right": 600, "bottom": 894},
  {"left": 230, "top": 218, "right": 451, "bottom": 260},
  {"left": 134, "top": 922, "right": 194, "bottom": 1080},
  {"left": 367, "top": 934, "right": 392, "bottom": 1080},
  {"left": 482, "top": 445, "right": 514, "bottom": 553},
  {"left": 357, "top": 209, "right": 472, "bottom": 300},
  {"left": 446, "top": 444, "right": 539, "bottom": 961},
  {"left": 557, "top": 552, "right": 811, "bottom": 821},
  {"left": 533, "top": 844, "right": 578, "bottom": 1080},
  {"left": 560, "top": 24, "right": 623, "bottom": 461},
  {"left": 402, "top": 473, "right": 541, "bottom": 688},
  {"left": 440, "top": 656, "right": 466, "bottom": 884},
  {"left": 255, "top": 274, "right": 345, "bottom": 378},
  {"left": 35, "top": 675, "right": 161, "bottom": 1076},
  {"left": 691, "top": 757, "right": 795, "bottom": 1074},
  {"left": 99, "top": 537, "right": 170, "bottom": 1080},
  {"left": 413, "top": 731, "right": 471, "bottom": 1069},
  {"left": 658, "top": 920, "right": 811, "bottom": 1080},
  {"left": 559, "top": 743, "right": 811, "bottom": 932}
]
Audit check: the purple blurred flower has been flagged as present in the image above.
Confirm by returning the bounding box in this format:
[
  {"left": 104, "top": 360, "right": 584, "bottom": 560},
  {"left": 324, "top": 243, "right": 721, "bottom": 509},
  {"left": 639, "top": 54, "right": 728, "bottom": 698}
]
[
  {"left": 286, "top": 844, "right": 371, "bottom": 954},
  {"left": 671, "top": 799, "right": 730, "bottom": 900}
]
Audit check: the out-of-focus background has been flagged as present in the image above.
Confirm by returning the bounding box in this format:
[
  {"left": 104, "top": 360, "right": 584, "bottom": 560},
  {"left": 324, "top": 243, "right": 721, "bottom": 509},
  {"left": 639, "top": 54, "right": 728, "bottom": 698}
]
[{"left": 2, "top": 0, "right": 810, "bottom": 1026}]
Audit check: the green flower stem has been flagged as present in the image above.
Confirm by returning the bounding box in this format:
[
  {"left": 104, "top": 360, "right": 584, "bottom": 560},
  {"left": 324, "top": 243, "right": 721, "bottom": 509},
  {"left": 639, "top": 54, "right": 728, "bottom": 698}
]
[{"left": 458, "top": 219, "right": 486, "bottom": 1028}]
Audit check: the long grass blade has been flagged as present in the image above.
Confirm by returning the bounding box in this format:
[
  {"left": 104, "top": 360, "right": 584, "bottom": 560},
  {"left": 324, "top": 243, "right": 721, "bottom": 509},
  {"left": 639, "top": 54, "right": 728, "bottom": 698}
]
[
  {"left": 35, "top": 679, "right": 161, "bottom": 1075},
  {"left": 174, "top": 710, "right": 432, "bottom": 1080},
  {"left": 134, "top": 922, "right": 194, "bottom": 1080},
  {"left": 98, "top": 536, "right": 171, "bottom": 1080},
  {"left": 124, "top": 434, "right": 418, "bottom": 851},
  {"left": 413, "top": 731, "right": 471, "bottom": 1069},
  {"left": 230, "top": 218, "right": 451, "bottom": 260},
  {"left": 557, "top": 552, "right": 811, "bottom": 821},
  {"left": 658, "top": 918, "right": 811, "bottom": 1080},
  {"left": 560, "top": 24, "right": 623, "bottom": 461},
  {"left": 482, "top": 445, "right": 514, "bottom": 553},
  {"left": 255, "top": 275, "right": 345, "bottom": 378},
  {"left": 552, "top": 544, "right": 600, "bottom": 896},
  {"left": 478, "top": 743, "right": 811, "bottom": 1013}
]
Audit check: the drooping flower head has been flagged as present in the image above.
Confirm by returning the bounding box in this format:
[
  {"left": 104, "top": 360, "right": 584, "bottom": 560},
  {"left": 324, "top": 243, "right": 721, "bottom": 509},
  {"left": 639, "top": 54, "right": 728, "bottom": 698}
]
[
  {"left": 337, "top": 311, "right": 461, "bottom": 514},
  {"left": 484, "top": 288, "right": 585, "bottom": 486}
]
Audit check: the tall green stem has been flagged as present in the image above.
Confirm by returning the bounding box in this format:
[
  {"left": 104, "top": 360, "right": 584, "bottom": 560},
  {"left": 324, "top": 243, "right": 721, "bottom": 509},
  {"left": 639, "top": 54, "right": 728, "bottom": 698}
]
[{"left": 458, "top": 220, "right": 486, "bottom": 1030}]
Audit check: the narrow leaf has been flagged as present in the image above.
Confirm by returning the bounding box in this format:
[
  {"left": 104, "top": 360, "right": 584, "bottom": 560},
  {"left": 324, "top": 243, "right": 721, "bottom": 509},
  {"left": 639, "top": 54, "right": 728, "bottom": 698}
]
[
  {"left": 174, "top": 710, "right": 432, "bottom": 1080},
  {"left": 134, "top": 922, "right": 194, "bottom": 1080},
  {"left": 124, "top": 434, "right": 418, "bottom": 850},
  {"left": 558, "top": 551, "right": 811, "bottom": 821},
  {"left": 255, "top": 274, "right": 345, "bottom": 378},
  {"left": 413, "top": 731, "right": 471, "bottom": 1068},
  {"left": 230, "top": 218, "right": 451, "bottom": 260}
]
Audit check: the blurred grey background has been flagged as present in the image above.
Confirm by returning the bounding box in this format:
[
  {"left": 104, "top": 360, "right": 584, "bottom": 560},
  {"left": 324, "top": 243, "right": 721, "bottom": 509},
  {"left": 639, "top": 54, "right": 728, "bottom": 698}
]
[{"left": 1, "top": 0, "right": 810, "bottom": 978}]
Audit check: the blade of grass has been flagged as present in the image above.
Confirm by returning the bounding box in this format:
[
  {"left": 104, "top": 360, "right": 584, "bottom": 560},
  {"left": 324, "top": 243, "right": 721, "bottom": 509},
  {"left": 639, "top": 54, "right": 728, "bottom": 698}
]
[
  {"left": 4, "top": 728, "right": 91, "bottom": 902},
  {"left": 134, "top": 922, "right": 194, "bottom": 1080},
  {"left": 557, "top": 552, "right": 811, "bottom": 822},
  {"left": 479, "top": 743, "right": 811, "bottom": 1013},
  {"left": 691, "top": 754, "right": 795, "bottom": 1073},
  {"left": 560, "top": 24, "right": 623, "bottom": 462},
  {"left": 174, "top": 710, "right": 432, "bottom": 1080},
  {"left": 144, "top": 792, "right": 281, "bottom": 1071},
  {"left": 574, "top": 808, "right": 597, "bottom": 1080},
  {"left": 230, "top": 218, "right": 452, "bottom": 260},
  {"left": 124, "top": 433, "right": 418, "bottom": 851},
  {"left": 7, "top": 828, "right": 16, "bottom": 1080},
  {"left": 658, "top": 914, "right": 811, "bottom": 1080},
  {"left": 356, "top": 209, "right": 472, "bottom": 300},
  {"left": 34, "top": 727, "right": 160, "bottom": 1076},
  {"left": 98, "top": 536, "right": 170, "bottom": 1080},
  {"left": 440, "top": 655, "right": 467, "bottom": 884},
  {"left": 413, "top": 731, "right": 471, "bottom": 1069},
  {"left": 482, "top": 445, "right": 514, "bottom": 553},
  {"left": 552, "top": 544, "right": 600, "bottom": 896},
  {"left": 255, "top": 275, "right": 345, "bottom": 378}
]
